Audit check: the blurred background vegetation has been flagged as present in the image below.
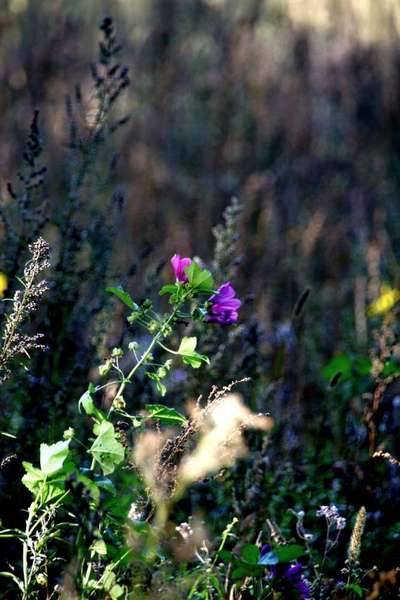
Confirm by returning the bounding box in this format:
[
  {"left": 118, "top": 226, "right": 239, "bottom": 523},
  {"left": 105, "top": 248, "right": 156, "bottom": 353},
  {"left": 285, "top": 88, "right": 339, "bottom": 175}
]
[{"left": 1, "top": 0, "right": 400, "bottom": 588}]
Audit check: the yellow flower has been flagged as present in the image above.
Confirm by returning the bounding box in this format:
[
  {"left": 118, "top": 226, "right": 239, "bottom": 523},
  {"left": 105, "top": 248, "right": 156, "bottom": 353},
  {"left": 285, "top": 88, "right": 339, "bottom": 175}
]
[
  {"left": 0, "top": 272, "right": 8, "bottom": 298},
  {"left": 368, "top": 284, "right": 400, "bottom": 316}
]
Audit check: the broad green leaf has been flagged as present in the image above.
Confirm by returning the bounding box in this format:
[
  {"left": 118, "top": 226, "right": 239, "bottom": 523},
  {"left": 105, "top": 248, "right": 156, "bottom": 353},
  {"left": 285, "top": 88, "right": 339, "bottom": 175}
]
[
  {"left": 218, "top": 549, "right": 233, "bottom": 562},
  {"left": 22, "top": 461, "right": 69, "bottom": 502},
  {"left": 89, "top": 421, "right": 125, "bottom": 476},
  {"left": 40, "top": 440, "right": 70, "bottom": 476},
  {"left": 185, "top": 262, "right": 214, "bottom": 292},
  {"left": 241, "top": 544, "right": 259, "bottom": 564},
  {"left": 345, "top": 583, "right": 364, "bottom": 598},
  {"left": 354, "top": 356, "right": 372, "bottom": 375},
  {"left": 145, "top": 404, "right": 188, "bottom": 426},
  {"left": 100, "top": 566, "right": 116, "bottom": 591},
  {"left": 274, "top": 544, "right": 304, "bottom": 562},
  {"left": 159, "top": 284, "right": 178, "bottom": 296},
  {"left": 231, "top": 566, "right": 248, "bottom": 580},
  {"left": 177, "top": 336, "right": 209, "bottom": 369},
  {"left": 79, "top": 390, "right": 105, "bottom": 422},
  {"left": 79, "top": 390, "right": 95, "bottom": 415},
  {"left": 94, "top": 475, "right": 116, "bottom": 496},
  {"left": 382, "top": 360, "right": 400, "bottom": 377},
  {"left": 321, "top": 354, "right": 352, "bottom": 381},
  {"left": 106, "top": 286, "right": 139, "bottom": 311},
  {"left": 91, "top": 539, "right": 107, "bottom": 556},
  {"left": 146, "top": 372, "right": 167, "bottom": 396},
  {"left": 110, "top": 584, "right": 125, "bottom": 599},
  {"left": 22, "top": 462, "right": 44, "bottom": 493}
]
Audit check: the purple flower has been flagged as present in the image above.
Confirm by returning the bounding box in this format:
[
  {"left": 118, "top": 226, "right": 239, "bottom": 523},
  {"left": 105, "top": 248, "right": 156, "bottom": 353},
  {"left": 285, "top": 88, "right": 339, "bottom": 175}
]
[
  {"left": 171, "top": 254, "right": 192, "bottom": 283},
  {"left": 259, "top": 546, "right": 310, "bottom": 600},
  {"left": 206, "top": 282, "right": 241, "bottom": 325},
  {"left": 283, "top": 563, "right": 311, "bottom": 599}
]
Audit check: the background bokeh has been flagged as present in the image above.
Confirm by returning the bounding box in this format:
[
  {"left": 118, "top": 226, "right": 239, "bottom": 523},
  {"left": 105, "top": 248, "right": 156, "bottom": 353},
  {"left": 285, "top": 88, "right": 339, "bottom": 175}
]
[{"left": 2, "top": 0, "right": 400, "bottom": 329}]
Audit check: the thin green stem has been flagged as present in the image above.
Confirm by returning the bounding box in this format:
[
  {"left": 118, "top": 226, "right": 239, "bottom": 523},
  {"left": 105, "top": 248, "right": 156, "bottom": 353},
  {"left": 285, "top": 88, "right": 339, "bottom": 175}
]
[{"left": 111, "top": 294, "right": 189, "bottom": 409}]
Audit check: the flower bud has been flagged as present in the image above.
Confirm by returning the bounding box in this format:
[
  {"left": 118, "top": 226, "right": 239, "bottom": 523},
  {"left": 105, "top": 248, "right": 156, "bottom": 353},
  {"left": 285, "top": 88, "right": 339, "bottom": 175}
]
[
  {"left": 113, "top": 395, "right": 126, "bottom": 410},
  {"left": 63, "top": 427, "right": 75, "bottom": 440},
  {"left": 36, "top": 573, "right": 47, "bottom": 586},
  {"left": 99, "top": 359, "right": 112, "bottom": 377}
]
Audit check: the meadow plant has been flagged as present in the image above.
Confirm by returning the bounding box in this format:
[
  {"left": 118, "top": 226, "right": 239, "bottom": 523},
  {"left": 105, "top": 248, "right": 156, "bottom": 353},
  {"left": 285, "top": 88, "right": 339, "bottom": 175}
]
[{"left": 0, "top": 249, "right": 268, "bottom": 598}]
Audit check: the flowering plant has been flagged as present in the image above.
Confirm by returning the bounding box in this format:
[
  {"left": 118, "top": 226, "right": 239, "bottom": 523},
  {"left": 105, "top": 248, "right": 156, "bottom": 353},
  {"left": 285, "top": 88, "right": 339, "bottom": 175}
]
[{"left": 0, "top": 250, "right": 244, "bottom": 598}]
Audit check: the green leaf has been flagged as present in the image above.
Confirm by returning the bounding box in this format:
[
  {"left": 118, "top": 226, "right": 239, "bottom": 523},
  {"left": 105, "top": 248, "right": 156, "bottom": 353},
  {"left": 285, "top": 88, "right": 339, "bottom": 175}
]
[
  {"left": 321, "top": 354, "right": 352, "bottom": 381},
  {"left": 94, "top": 476, "right": 116, "bottom": 496},
  {"left": 177, "top": 336, "right": 209, "bottom": 369},
  {"left": 345, "top": 583, "right": 364, "bottom": 598},
  {"left": 79, "top": 390, "right": 105, "bottom": 422},
  {"left": 274, "top": 544, "right": 304, "bottom": 562},
  {"left": 382, "top": 359, "right": 400, "bottom": 377},
  {"left": 146, "top": 372, "right": 167, "bottom": 397},
  {"left": 178, "top": 336, "right": 197, "bottom": 354},
  {"left": 354, "top": 356, "right": 372, "bottom": 376},
  {"left": 185, "top": 262, "right": 214, "bottom": 292},
  {"left": 22, "top": 461, "right": 69, "bottom": 502},
  {"left": 231, "top": 566, "right": 248, "bottom": 580},
  {"left": 159, "top": 284, "right": 178, "bottom": 296},
  {"left": 40, "top": 440, "right": 70, "bottom": 476},
  {"left": 218, "top": 549, "right": 233, "bottom": 563},
  {"left": 145, "top": 404, "right": 188, "bottom": 426},
  {"left": 91, "top": 539, "right": 107, "bottom": 556},
  {"left": 156, "top": 381, "right": 167, "bottom": 396},
  {"left": 106, "top": 286, "right": 139, "bottom": 311},
  {"left": 100, "top": 566, "right": 116, "bottom": 591},
  {"left": 110, "top": 584, "right": 125, "bottom": 600},
  {"left": 241, "top": 544, "right": 259, "bottom": 564},
  {"left": 22, "top": 462, "right": 45, "bottom": 494},
  {"left": 79, "top": 390, "right": 95, "bottom": 415},
  {"left": 89, "top": 421, "right": 125, "bottom": 476}
]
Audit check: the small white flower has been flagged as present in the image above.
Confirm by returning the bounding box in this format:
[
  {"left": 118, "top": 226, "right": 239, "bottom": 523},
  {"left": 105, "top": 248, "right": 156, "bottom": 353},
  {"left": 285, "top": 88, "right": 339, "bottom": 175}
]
[
  {"left": 176, "top": 522, "right": 193, "bottom": 540},
  {"left": 128, "top": 502, "right": 143, "bottom": 522}
]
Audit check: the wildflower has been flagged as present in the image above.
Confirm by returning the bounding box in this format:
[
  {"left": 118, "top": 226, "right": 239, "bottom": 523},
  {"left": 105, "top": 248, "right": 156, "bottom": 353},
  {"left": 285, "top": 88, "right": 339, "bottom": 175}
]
[
  {"left": 0, "top": 272, "right": 8, "bottom": 298},
  {"left": 206, "top": 281, "right": 241, "bottom": 325},
  {"left": 347, "top": 506, "right": 366, "bottom": 564},
  {"left": 260, "top": 546, "right": 310, "bottom": 599},
  {"left": 282, "top": 563, "right": 311, "bottom": 599},
  {"left": 128, "top": 502, "right": 143, "bottom": 522},
  {"left": 176, "top": 522, "right": 193, "bottom": 540},
  {"left": 316, "top": 504, "right": 346, "bottom": 530},
  {"left": 368, "top": 284, "right": 400, "bottom": 316},
  {"left": 171, "top": 253, "right": 192, "bottom": 283}
]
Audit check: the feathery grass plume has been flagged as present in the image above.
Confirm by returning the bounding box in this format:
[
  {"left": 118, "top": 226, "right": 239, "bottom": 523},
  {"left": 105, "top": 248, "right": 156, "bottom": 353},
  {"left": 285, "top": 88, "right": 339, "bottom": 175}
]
[
  {"left": 176, "top": 391, "right": 272, "bottom": 491},
  {"left": 132, "top": 380, "right": 272, "bottom": 520},
  {"left": 372, "top": 450, "right": 400, "bottom": 467},
  {"left": 156, "top": 379, "right": 254, "bottom": 492},
  {"left": 0, "top": 238, "right": 50, "bottom": 383},
  {"left": 213, "top": 197, "right": 243, "bottom": 281},
  {"left": 133, "top": 430, "right": 170, "bottom": 505},
  {"left": 347, "top": 506, "right": 367, "bottom": 565},
  {"left": 0, "top": 110, "right": 48, "bottom": 285}
]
